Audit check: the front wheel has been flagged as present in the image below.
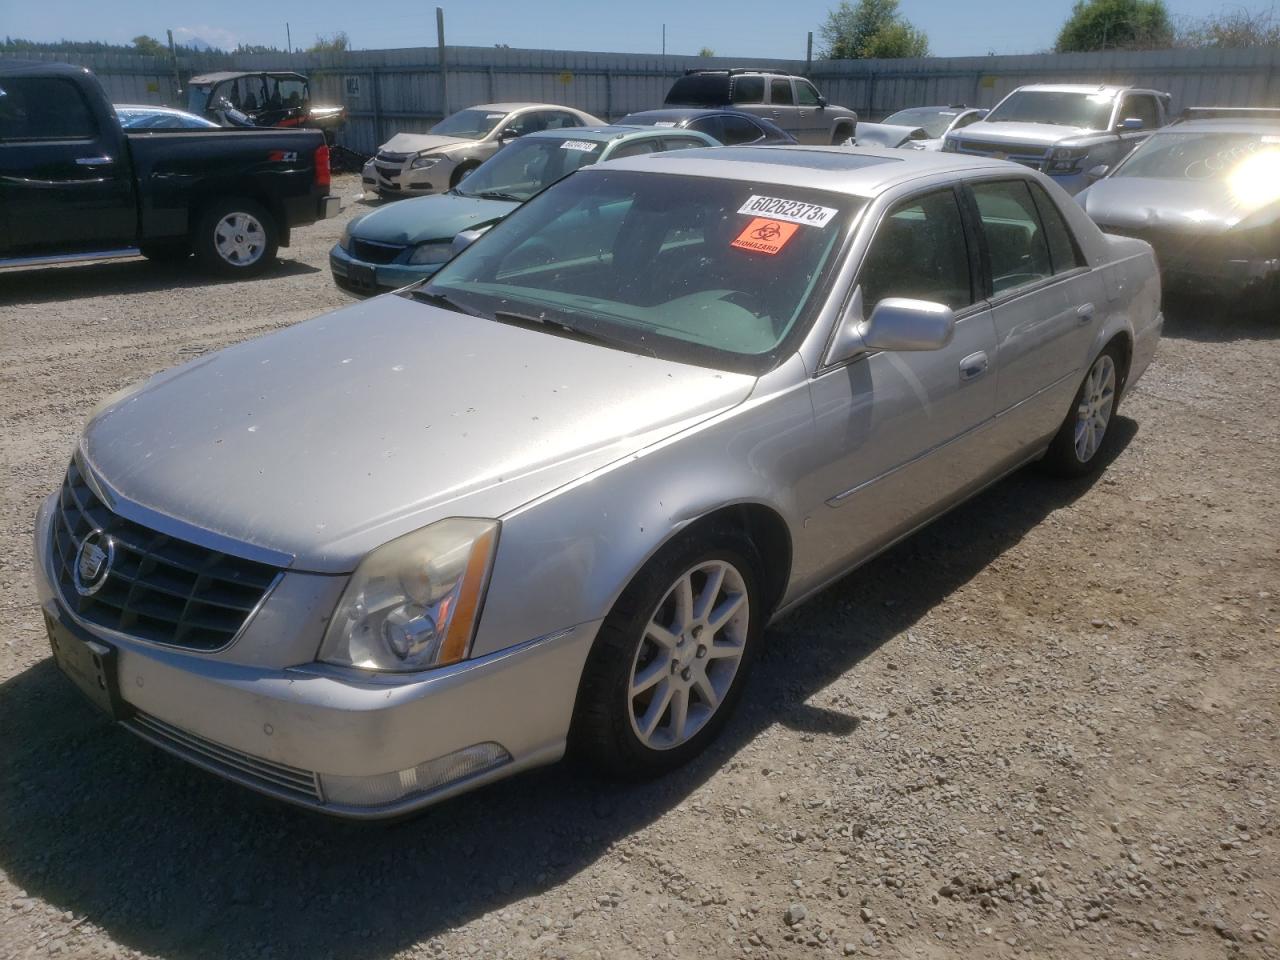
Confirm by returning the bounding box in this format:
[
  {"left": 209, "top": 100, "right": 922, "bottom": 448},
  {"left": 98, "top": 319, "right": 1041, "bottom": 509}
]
[
  {"left": 193, "top": 199, "right": 279, "bottom": 277},
  {"left": 1040, "top": 345, "right": 1122, "bottom": 477},
  {"left": 450, "top": 162, "right": 478, "bottom": 188},
  {"left": 570, "top": 528, "right": 764, "bottom": 779}
]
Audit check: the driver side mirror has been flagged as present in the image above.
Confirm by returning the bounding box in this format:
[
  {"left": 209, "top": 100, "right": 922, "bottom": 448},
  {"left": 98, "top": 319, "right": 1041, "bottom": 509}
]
[
  {"left": 817, "top": 95, "right": 828, "bottom": 108},
  {"left": 1087, "top": 162, "right": 1110, "bottom": 181},
  {"left": 1118, "top": 117, "right": 1144, "bottom": 131},
  {"left": 824, "top": 288, "right": 955, "bottom": 365}
]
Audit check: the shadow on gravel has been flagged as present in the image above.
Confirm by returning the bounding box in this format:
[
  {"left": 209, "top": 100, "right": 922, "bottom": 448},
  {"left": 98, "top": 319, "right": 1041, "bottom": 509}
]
[
  {"left": 0, "top": 258, "right": 320, "bottom": 307},
  {"left": 1161, "top": 288, "right": 1280, "bottom": 343},
  {"left": 0, "top": 419, "right": 1137, "bottom": 960}
]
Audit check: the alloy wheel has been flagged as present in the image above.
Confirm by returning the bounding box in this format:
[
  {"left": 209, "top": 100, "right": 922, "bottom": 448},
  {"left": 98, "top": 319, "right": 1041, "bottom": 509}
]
[
  {"left": 214, "top": 212, "right": 267, "bottom": 267},
  {"left": 1074, "top": 353, "right": 1116, "bottom": 463}
]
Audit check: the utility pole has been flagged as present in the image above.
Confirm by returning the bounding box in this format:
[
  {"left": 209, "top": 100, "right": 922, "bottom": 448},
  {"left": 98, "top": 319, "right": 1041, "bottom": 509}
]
[
  {"left": 165, "top": 29, "right": 181, "bottom": 104},
  {"left": 805, "top": 31, "right": 813, "bottom": 74},
  {"left": 437, "top": 7, "right": 449, "bottom": 118},
  {"left": 662, "top": 23, "right": 666, "bottom": 57},
  {"left": 286, "top": 22, "right": 292, "bottom": 54}
]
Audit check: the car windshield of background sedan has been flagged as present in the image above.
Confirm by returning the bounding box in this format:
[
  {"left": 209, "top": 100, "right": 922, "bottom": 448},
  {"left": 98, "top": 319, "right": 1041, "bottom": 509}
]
[
  {"left": 1116, "top": 131, "right": 1280, "bottom": 182},
  {"left": 455, "top": 135, "right": 605, "bottom": 203},
  {"left": 881, "top": 107, "right": 956, "bottom": 139},
  {"left": 986, "top": 91, "right": 1113, "bottom": 130},
  {"left": 430, "top": 108, "right": 507, "bottom": 139},
  {"left": 416, "top": 170, "right": 861, "bottom": 373}
]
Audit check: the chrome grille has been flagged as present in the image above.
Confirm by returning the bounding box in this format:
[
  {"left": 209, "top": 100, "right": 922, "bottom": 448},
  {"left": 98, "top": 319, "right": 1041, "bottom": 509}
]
[
  {"left": 953, "top": 138, "right": 1046, "bottom": 168},
  {"left": 125, "top": 711, "right": 322, "bottom": 804},
  {"left": 350, "top": 238, "right": 407, "bottom": 264},
  {"left": 375, "top": 150, "right": 410, "bottom": 163},
  {"left": 49, "top": 460, "right": 280, "bottom": 651}
]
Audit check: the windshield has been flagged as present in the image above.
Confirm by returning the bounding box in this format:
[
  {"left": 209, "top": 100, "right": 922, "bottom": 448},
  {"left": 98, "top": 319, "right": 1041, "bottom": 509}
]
[
  {"left": 882, "top": 107, "right": 955, "bottom": 139},
  {"left": 986, "top": 91, "right": 1114, "bottom": 130},
  {"left": 456, "top": 136, "right": 606, "bottom": 202},
  {"left": 419, "top": 170, "right": 860, "bottom": 373},
  {"left": 1117, "top": 131, "right": 1280, "bottom": 181},
  {"left": 431, "top": 108, "right": 507, "bottom": 139},
  {"left": 117, "top": 108, "right": 217, "bottom": 129}
]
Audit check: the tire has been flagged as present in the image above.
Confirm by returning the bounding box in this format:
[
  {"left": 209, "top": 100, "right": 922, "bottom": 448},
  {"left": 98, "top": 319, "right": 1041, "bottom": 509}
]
[
  {"left": 570, "top": 526, "right": 765, "bottom": 780},
  {"left": 193, "top": 198, "right": 279, "bottom": 277},
  {"left": 450, "top": 162, "right": 479, "bottom": 188},
  {"left": 831, "top": 124, "right": 853, "bottom": 145},
  {"left": 138, "top": 241, "right": 190, "bottom": 264},
  {"left": 1040, "top": 343, "right": 1124, "bottom": 477}
]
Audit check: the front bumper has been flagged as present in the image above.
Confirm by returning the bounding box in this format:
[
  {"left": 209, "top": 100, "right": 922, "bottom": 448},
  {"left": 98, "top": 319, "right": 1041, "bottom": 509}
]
[
  {"left": 328, "top": 241, "right": 442, "bottom": 296},
  {"left": 32, "top": 493, "right": 598, "bottom": 818},
  {"left": 361, "top": 157, "right": 449, "bottom": 198}
]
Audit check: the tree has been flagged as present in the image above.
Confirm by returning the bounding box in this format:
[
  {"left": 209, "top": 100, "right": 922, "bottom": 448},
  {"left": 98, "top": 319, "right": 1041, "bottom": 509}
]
[
  {"left": 1176, "top": 8, "right": 1280, "bottom": 47},
  {"left": 132, "top": 35, "right": 167, "bottom": 57},
  {"left": 1054, "top": 0, "right": 1173, "bottom": 52},
  {"left": 698, "top": 46, "right": 715, "bottom": 57},
  {"left": 309, "top": 31, "right": 350, "bottom": 53},
  {"left": 819, "top": 0, "right": 930, "bottom": 59}
]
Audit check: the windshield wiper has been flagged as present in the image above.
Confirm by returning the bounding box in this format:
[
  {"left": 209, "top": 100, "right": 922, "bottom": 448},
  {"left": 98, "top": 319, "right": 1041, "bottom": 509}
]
[
  {"left": 409, "top": 289, "right": 481, "bottom": 317},
  {"left": 491, "top": 310, "right": 654, "bottom": 356},
  {"left": 471, "top": 190, "right": 526, "bottom": 202}
]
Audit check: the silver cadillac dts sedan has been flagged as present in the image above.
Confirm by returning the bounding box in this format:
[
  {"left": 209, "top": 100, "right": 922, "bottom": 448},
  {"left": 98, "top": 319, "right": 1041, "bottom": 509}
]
[{"left": 33, "top": 146, "right": 1162, "bottom": 817}]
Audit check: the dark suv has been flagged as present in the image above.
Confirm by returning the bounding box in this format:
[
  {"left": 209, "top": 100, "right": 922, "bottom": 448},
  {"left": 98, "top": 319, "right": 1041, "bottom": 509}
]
[{"left": 664, "top": 69, "right": 857, "bottom": 144}]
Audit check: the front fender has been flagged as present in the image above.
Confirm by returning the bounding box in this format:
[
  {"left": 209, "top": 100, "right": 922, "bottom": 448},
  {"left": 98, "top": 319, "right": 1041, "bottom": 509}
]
[{"left": 470, "top": 357, "right": 814, "bottom": 659}]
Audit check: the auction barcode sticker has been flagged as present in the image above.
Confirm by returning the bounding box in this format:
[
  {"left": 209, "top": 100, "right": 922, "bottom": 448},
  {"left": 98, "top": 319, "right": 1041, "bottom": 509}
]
[
  {"left": 560, "top": 140, "right": 599, "bottom": 152},
  {"left": 738, "top": 195, "right": 837, "bottom": 227}
]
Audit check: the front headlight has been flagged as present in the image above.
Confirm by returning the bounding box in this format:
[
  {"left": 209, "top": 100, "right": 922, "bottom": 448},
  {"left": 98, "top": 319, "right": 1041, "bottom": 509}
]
[
  {"left": 1046, "top": 146, "right": 1089, "bottom": 174},
  {"left": 411, "top": 154, "right": 442, "bottom": 170},
  {"left": 407, "top": 241, "right": 455, "bottom": 265},
  {"left": 319, "top": 518, "right": 499, "bottom": 672},
  {"left": 339, "top": 214, "right": 365, "bottom": 251}
]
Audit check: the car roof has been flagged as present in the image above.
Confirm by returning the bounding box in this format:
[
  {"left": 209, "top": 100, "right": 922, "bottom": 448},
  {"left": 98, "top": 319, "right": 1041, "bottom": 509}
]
[
  {"left": 889, "top": 105, "right": 983, "bottom": 113},
  {"left": 522, "top": 125, "right": 700, "bottom": 143},
  {"left": 1157, "top": 118, "right": 1280, "bottom": 135},
  {"left": 187, "top": 70, "right": 308, "bottom": 85},
  {"left": 466, "top": 102, "right": 582, "bottom": 113},
  {"left": 1012, "top": 83, "right": 1165, "bottom": 97},
  {"left": 623, "top": 107, "right": 762, "bottom": 122},
  {"left": 114, "top": 104, "right": 187, "bottom": 113},
  {"left": 0, "top": 60, "right": 90, "bottom": 78},
  {"left": 587, "top": 144, "right": 1025, "bottom": 197}
]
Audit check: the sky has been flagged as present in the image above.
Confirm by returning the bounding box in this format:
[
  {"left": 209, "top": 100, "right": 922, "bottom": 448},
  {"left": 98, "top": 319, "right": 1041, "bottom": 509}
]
[{"left": 1, "top": 0, "right": 1268, "bottom": 58}]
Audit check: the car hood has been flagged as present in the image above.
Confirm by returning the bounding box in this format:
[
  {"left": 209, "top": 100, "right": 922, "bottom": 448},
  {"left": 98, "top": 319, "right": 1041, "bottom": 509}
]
[
  {"left": 953, "top": 121, "right": 1097, "bottom": 149},
  {"left": 82, "top": 296, "right": 756, "bottom": 573},
  {"left": 1081, "top": 177, "right": 1261, "bottom": 233},
  {"left": 854, "top": 122, "right": 928, "bottom": 149},
  {"left": 379, "top": 132, "right": 475, "bottom": 155},
  {"left": 353, "top": 193, "right": 520, "bottom": 245}
]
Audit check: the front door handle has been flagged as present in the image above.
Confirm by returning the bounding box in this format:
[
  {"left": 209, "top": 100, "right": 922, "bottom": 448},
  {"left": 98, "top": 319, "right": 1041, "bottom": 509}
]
[
  {"left": 960, "top": 351, "right": 989, "bottom": 381},
  {"left": 1076, "top": 303, "right": 1095, "bottom": 324},
  {"left": 75, "top": 156, "right": 114, "bottom": 167}
]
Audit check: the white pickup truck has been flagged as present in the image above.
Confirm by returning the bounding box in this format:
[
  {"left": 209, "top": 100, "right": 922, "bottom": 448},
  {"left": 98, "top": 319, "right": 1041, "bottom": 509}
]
[{"left": 942, "top": 83, "right": 1172, "bottom": 194}]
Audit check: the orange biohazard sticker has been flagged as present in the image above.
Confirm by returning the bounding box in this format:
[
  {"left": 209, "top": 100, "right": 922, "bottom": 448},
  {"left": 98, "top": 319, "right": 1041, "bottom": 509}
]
[{"left": 731, "top": 218, "right": 798, "bottom": 255}]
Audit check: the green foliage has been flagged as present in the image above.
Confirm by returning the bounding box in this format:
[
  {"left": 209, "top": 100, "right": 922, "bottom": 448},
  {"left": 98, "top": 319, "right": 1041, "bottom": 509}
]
[
  {"left": 132, "top": 35, "right": 167, "bottom": 57},
  {"left": 1176, "top": 8, "right": 1280, "bottom": 47},
  {"left": 1055, "top": 0, "right": 1174, "bottom": 51},
  {"left": 820, "top": 0, "right": 930, "bottom": 60},
  {"left": 1, "top": 35, "right": 221, "bottom": 56},
  {"left": 698, "top": 46, "right": 715, "bottom": 57},
  {"left": 308, "top": 31, "right": 350, "bottom": 54}
]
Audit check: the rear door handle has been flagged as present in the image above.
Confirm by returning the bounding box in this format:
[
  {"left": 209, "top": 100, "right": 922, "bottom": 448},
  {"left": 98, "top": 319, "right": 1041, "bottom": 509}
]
[
  {"left": 75, "top": 156, "right": 114, "bottom": 167},
  {"left": 1077, "top": 303, "right": 1095, "bottom": 324},
  {"left": 960, "top": 351, "right": 989, "bottom": 381}
]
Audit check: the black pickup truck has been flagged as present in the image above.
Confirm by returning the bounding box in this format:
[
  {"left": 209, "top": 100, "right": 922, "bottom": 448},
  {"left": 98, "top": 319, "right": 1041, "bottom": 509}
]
[{"left": 0, "top": 60, "right": 340, "bottom": 277}]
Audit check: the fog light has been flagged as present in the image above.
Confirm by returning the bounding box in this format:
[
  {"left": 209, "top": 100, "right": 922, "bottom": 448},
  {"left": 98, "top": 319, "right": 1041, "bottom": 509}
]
[{"left": 318, "top": 742, "right": 511, "bottom": 807}]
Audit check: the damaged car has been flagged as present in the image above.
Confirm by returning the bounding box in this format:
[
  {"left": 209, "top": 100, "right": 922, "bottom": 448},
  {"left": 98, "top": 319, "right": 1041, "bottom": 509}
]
[{"left": 851, "top": 105, "right": 987, "bottom": 151}]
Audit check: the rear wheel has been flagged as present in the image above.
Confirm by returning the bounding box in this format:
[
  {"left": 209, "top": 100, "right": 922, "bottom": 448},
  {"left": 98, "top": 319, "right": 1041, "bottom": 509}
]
[
  {"left": 1040, "top": 344, "right": 1123, "bottom": 477},
  {"left": 193, "top": 198, "right": 278, "bottom": 277},
  {"left": 571, "top": 527, "right": 764, "bottom": 779}
]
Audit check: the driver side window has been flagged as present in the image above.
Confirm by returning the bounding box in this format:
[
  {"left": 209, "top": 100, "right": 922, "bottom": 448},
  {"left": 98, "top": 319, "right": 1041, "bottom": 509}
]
[{"left": 857, "top": 190, "right": 973, "bottom": 312}]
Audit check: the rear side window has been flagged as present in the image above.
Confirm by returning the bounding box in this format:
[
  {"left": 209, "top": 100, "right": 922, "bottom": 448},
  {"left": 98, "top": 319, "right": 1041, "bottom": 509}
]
[
  {"left": 0, "top": 77, "right": 98, "bottom": 140},
  {"left": 731, "top": 76, "right": 764, "bottom": 104},
  {"left": 544, "top": 111, "right": 583, "bottom": 130},
  {"left": 1028, "top": 183, "right": 1085, "bottom": 273},
  {"left": 660, "top": 136, "right": 707, "bottom": 151},
  {"left": 858, "top": 189, "right": 973, "bottom": 312},
  {"left": 796, "top": 80, "right": 822, "bottom": 107},
  {"left": 718, "top": 115, "right": 763, "bottom": 145},
  {"left": 1120, "top": 95, "right": 1159, "bottom": 130},
  {"left": 970, "top": 180, "right": 1053, "bottom": 294},
  {"left": 770, "top": 79, "right": 794, "bottom": 106},
  {"left": 608, "top": 139, "right": 659, "bottom": 160},
  {"left": 665, "top": 74, "right": 729, "bottom": 107}
]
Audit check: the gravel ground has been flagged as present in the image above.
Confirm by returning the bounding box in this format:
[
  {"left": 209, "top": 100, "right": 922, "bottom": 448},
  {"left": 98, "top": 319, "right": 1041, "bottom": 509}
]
[{"left": 1, "top": 173, "right": 1277, "bottom": 960}]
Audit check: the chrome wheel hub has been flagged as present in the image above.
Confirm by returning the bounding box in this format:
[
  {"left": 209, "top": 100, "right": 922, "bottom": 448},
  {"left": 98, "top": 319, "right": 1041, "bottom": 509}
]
[
  {"left": 214, "top": 212, "right": 266, "bottom": 266},
  {"left": 1074, "top": 353, "right": 1116, "bottom": 463},
  {"left": 628, "top": 560, "right": 749, "bottom": 750}
]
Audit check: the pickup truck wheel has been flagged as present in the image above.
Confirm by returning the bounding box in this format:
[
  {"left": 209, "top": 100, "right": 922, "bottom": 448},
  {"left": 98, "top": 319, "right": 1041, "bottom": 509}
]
[
  {"left": 571, "top": 527, "right": 764, "bottom": 779},
  {"left": 831, "top": 123, "right": 854, "bottom": 145},
  {"left": 1040, "top": 344, "right": 1122, "bottom": 478},
  {"left": 138, "top": 242, "right": 191, "bottom": 264},
  {"left": 195, "top": 199, "right": 278, "bottom": 277}
]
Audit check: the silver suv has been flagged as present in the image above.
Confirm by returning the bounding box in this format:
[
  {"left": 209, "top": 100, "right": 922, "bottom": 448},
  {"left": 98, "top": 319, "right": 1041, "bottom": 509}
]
[
  {"left": 943, "top": 84, "right": 1172, "bottom": 195},
  {"left": 664, "top": 69, "right": 857, "bottom": 144}
]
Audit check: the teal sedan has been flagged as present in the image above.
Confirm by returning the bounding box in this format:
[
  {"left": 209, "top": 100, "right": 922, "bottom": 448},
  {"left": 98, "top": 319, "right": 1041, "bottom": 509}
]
[{"left": 330, "top": 125, "right": 718, "bottom": 295}]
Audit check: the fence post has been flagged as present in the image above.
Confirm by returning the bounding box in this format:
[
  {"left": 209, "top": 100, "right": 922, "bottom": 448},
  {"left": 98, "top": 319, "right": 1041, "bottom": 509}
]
[
  {"left": 165, "top": 29, "right": 181, "bottom": 105},
  {"left": 606, "top": 71, "right": 613, "bottom": 120},
  {"left": 487, "top": 65, "right": 495, "bottom": 102},
  {"left": 436, "top": 7, "right": 449, "bottom": 117},
  {"left": 371, "top": 68, "right": 382, "bottom": 152}
]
